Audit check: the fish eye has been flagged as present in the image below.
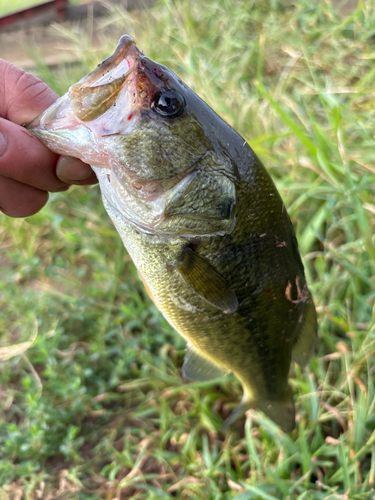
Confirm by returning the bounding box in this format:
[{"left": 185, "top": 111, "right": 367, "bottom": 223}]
[{"left": 152, "top": 90, "right": 186, "bottom": 118}]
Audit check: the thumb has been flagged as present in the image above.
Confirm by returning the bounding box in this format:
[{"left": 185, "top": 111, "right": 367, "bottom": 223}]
[{"left": 0, "top": 59, "right": 58, "bottom": 125}]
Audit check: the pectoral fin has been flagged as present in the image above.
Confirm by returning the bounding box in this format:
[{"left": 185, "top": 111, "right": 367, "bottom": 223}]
[
  {"left": 174, "top": 247, "right": 238, "bottom": 314},
  {"left": 182, "top": 344, "right": 228, "bottom": 382},
  {"left": 292, "top": 299, "right": 317, "bottom": 367}
]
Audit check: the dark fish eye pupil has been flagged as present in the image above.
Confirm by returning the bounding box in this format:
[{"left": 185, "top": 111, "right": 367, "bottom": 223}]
[
  {"left": 159, "top": 96, "right": 171, "bottom": 109},
  {"left": 153, "top": 90, "right": 185, "bottom": 117}
]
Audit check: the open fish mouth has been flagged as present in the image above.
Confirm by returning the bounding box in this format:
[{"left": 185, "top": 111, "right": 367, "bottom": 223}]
[
  {"left": 25, "top": 36, "right": 142, "bottom": 167},
  {"left": 67, "top": 35, "right": 139, "bottom": 123},
  {"left": 27, "top": 35, "right": 139, "bottom": 126}
]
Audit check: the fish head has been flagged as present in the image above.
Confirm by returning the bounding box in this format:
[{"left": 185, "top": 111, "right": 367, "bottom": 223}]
[{"left": 27, "top": 35, "right": 237, "bottom": 236}]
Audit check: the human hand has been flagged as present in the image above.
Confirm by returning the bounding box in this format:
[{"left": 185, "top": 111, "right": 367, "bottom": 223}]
[{"left": 0, "top": 59, "right": 97, "bottom": 217}]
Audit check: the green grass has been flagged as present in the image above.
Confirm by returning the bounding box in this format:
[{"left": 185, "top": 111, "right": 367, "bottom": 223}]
[
  {"left": 0, "top": 0, "right": 43, "bottom": 17},
  {"left": 1, "top": 0, "right": 375, "bottom": 498},
  {"left": 0, "top": 0, "right": 86, "bottom": 17}
]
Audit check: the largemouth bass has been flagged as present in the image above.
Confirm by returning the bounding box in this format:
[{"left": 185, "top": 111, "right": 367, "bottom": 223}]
[{"left": 27, "top": 35, "right": 317, "bottom": 432}]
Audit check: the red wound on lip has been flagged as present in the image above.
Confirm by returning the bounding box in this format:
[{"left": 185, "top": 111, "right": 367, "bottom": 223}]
[
  {"left": 153, "top": 67, "right": 164, "bottom": 77},
  {"left": 127, "top": 114, "right": 134, "bottom": 120}
]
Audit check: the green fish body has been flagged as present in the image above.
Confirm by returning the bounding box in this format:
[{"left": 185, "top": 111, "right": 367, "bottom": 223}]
[{"left": 27, "top": 35, "right": 317, "bottom": 431}]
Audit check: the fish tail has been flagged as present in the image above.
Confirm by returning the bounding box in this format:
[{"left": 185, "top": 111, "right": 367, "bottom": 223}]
[{"left": 222, "top": 390, "right": 295, "bottom": 433}]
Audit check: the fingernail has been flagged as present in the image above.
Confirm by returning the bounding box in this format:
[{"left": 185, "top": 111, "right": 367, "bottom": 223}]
[
  {"left": 56, "top": 156, "right": 92, "bottom": 182},
  {"left": 0, "top": 131, "right": 8, "bottom": 156}
]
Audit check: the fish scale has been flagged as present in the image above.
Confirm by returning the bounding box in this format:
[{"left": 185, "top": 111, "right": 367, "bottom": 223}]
[{"left": 27, "top": 35, "right": 317, "bottom": 432}]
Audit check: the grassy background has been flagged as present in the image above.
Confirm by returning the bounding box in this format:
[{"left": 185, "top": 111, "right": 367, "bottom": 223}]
[
  {"left": 1, "top": 0, "right": 375, "bottom": 498},
  {"left": 0, "top": 0, "right": 84, "bottom": 18},
  {"left": 0, "top": 0, "right": 47, "bottom": 17}
]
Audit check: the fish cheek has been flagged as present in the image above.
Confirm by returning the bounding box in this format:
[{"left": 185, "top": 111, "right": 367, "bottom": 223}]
[{"left": 111, "top": 117, "right": 209, "bottom": 181}]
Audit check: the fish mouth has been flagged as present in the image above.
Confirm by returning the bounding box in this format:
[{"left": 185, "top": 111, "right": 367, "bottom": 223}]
[
  {"left": 25, "top": 36, "right": 147, "bottom": 168},
  {"left": 27, "top": 35, "right": 140, "bottom": 132},
  {"left": 25, "top": 35, "right": 171, "bottom": 165},
  {"left": 67, "top": 35, "right": 140, "bottom": 122}
]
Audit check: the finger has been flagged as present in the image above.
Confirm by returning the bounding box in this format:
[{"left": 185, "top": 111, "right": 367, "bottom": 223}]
[
  {"left": 0, "top": 59, "right": 58, "bottom": 124},
  {"left": 0, "top": 175, "right": 49, "bottom": 217},
  {"left": 56, "top": 156, "right": 98, "bottom": 185},
  {"left": 0, "top": 118, "right": 70, "bottom": 192}
]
